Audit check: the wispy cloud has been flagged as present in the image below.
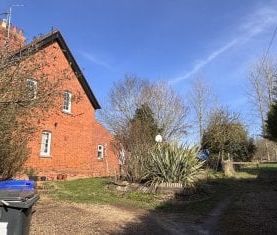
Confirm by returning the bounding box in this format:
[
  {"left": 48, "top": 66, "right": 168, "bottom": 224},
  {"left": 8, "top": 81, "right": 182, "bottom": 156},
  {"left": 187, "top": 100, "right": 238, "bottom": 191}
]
[
  {"left": 79, "top": 51, "right": 113, "bottom": 70},
  {"left": 169, "top": 4, "right": 277, "bottom": 84},
  {"left": 170, "top": 39, "right": 238, "bottom": 83}
]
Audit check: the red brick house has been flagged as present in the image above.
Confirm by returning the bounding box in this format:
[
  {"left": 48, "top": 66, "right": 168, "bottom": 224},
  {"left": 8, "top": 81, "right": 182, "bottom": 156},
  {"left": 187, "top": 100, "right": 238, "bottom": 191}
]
[{"left": 0, "top": 21, "right": 119, "bottom": 179}]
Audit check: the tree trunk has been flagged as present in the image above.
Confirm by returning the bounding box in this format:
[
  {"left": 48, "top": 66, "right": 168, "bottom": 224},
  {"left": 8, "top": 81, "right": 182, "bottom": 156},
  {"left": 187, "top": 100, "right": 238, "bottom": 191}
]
[
  {"left": 265, "top": 139, "right": 270, "bottom": 161},
  {"left": 222, "top": 159, "right": 235, "bottom": 177}
]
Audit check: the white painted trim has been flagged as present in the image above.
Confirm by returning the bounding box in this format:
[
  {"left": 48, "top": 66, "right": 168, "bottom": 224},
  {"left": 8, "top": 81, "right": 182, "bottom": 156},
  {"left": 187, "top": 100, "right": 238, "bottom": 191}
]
[
  {"left": 63, "top": 91, "right": 72, "bottom": 113},
  {"left": 40, "top": 131, "right": 52, "bottom": 157},
  {"left": 97, "top": 144, "right": 104, "bottom": 159}
]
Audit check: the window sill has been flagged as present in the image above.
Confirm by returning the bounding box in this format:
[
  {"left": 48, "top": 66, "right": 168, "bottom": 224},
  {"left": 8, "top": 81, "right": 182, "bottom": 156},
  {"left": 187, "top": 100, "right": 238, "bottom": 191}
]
[
  {"left": 40, "top": 154, "right": 51, "bottom": 158},
  {"left": 97, "top": 158, "right": 104, "bottom": 161},
  {"left": 62, "top": 110, "right": 73, "bottom": 115}
]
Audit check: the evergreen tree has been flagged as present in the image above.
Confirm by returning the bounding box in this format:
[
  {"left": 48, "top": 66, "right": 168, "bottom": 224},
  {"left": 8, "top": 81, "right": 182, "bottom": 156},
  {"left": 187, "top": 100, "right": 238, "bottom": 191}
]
[
  {"left": 130, "top": 104, "right": 162, "bottom": 144},
  {"left": 202, "top": 109, "right": 256, "bottom": 162},
  {"left": 265, "top": 102, "right": 277, "bottom": 142},
  {"left": 121, "top": 104, "right": 162, "bottom": 182}
]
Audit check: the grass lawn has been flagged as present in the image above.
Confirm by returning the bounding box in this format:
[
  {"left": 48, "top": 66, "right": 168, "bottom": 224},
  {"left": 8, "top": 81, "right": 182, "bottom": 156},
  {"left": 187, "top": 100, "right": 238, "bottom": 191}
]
[
  {"left": 45, "top": 172, "right": 230, "bottom": 213},
  {"left": 44, "top": 163, "right": 277, "bottom": 215},
  {"left": 36, "top": 163, "right": 277, "bottom": 234},
  {"left": 47, "top": 178, "right": 160, "bottom": 209}
]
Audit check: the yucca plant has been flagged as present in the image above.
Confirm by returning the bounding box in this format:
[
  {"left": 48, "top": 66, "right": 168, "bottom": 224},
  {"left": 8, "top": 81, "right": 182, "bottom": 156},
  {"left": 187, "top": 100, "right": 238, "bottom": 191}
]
[{"left": 143, "top": 143, "right": 205, "bottom": 191}]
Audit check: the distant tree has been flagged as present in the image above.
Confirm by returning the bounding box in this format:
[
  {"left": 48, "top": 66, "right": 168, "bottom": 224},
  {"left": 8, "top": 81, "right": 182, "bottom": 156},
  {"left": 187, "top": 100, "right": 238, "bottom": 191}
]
[
  {"left": 130, "top": 104, "right": 162, "bottom": 144},
  {"left": 120, "top": 104, "right": 162, "bottom": 181},
  {"left": 126, "top": 103, "right": 161, "bottom": 156},
  {"left": 140, "top": 81, "right": 189, "bottom": 139},
  {"left": 100, "top": 75, "right": 189, "bottom": 142},
  {"left": 101, "top": 76, "right": 189, "bottom": 181},
  {"left": 189, "top": 75, "right": 216, "bottom": 144},
  {"left": 246, "top": 138, "right": 257, "bottom": 161},
  {"left": 247, "top": 57, "right": 276, "bottom": 130},
  {"left": 247, "top": 56, "right": 277, "bottom": 160},
  {"left": 265, "top": 102, "right": 277, "bottom": 142},
  {"left": 253, "top": 138, "right": 277, "bottom": 161},
  {"left": 202, "top": 108, "right": 256, "bottom": 169}
]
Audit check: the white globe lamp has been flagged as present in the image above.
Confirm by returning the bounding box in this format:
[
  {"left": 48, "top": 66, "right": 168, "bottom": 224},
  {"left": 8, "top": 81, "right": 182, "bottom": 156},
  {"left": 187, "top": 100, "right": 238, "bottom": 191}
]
[{"left": 155, "top": 134, "right": 163, "bottom": 143}]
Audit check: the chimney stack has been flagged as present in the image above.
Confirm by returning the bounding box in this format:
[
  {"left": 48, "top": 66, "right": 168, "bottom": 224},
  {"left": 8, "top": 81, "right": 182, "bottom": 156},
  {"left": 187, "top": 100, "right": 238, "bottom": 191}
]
[
  {"left": 0, "top": 18, "right": 26, "bottom": 51},
  {"left": 1, "top": 19, "right": 7, "bottom": 28}
]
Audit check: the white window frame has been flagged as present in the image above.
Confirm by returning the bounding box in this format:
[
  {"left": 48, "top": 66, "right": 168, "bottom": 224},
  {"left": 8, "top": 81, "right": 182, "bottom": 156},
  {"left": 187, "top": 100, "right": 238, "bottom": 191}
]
[
  {"left": 40, "top": 131, "right": 52, "bottom": 157},
  {"left": 63, "top": 91, "right": 72, "bottom": 113},
  {"left": 97, "top": 144, "right": 104, "bottom": 159},
  {"left": 26, "top": 78, "right": 37, "bottom": 99}
]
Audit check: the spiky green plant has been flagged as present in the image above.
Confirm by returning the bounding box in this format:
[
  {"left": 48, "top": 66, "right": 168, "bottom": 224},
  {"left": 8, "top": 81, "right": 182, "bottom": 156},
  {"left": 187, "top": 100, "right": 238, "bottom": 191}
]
[{"left": 143, "top": 143, "right": 205, "bottom": 190}]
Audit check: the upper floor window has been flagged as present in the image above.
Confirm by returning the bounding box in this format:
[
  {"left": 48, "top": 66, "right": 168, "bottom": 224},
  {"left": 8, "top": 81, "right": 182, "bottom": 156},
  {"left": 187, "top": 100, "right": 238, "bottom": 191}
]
[
  {"left": 63, "top": 91, "right": 72, "bottom": 113},
  {"left": 40, "top": 131, "right": 52, "bottom": 157},
  {"left": 97, "top": 145, "right": 104, "bottom": 159},
  {"left": 26, "top": 79, "right": 37, "bottom": 99}
]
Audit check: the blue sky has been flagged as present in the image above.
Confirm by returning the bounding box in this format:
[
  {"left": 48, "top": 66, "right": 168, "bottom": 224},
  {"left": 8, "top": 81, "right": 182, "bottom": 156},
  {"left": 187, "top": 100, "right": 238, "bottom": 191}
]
[{"left": 1, "top": 0, "right": 277, "bottom": 143}]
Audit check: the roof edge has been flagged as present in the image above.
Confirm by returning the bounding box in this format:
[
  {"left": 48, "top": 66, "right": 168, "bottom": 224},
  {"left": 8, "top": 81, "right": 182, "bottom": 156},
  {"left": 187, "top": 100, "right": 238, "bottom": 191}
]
[{"left": 15, "top": 30, "right": 101, "bottom": 110}]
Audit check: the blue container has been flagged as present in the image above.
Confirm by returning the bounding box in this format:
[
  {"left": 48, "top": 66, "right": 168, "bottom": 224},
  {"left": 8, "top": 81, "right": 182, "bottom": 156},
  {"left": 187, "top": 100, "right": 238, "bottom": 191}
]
[{"left": 0, "top": 180, "right": 35, "bottom": 190}]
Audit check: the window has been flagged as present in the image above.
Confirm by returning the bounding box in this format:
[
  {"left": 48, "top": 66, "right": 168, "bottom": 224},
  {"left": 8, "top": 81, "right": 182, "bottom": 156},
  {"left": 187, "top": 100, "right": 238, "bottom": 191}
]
[
  {"left": 63, "top": 91, "right": 72, "bottom": 113},
  {"left": 26, "top": 79, "right": 37, "bottom": 99},
  {"left": 97, "top": 145, "right": 104, "bottom": 159},
  {"left": 40, "top": 131, "right": 52, "bottom": 157}
]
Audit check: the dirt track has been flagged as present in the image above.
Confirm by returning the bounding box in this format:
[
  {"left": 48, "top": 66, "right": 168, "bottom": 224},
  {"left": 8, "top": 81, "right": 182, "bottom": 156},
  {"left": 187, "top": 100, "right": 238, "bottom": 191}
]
[
  {"left": 31, "top": 168, "right": 277, "bottom": 235},
  {"left": 31, "top": 196, "right": 147, "bottom": 235},
  {"left": 29, "top": 195, "right": 232, "bottom": 235}
]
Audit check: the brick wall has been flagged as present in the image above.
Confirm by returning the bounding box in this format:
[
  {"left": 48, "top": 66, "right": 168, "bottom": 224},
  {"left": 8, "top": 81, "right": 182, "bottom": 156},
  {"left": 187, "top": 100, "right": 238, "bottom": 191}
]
[
  {"left": 91, "top": 122, "right": 119, "bottom": 177},
  {"left": 24, "top": 41, "right": 119, "bottom": 179},
  {"left": 0, "top": 20, "right": 25, "bottom": 51}
]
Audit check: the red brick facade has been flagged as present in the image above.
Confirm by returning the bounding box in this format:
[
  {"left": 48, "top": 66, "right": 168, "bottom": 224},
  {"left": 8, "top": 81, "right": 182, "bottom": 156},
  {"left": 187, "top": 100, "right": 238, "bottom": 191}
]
[
  {"left": 0, "top": 20, "right": 25, "bottom": 51},
  {"left": 1, "top": 22, "right": 119, "bottom": 179}
]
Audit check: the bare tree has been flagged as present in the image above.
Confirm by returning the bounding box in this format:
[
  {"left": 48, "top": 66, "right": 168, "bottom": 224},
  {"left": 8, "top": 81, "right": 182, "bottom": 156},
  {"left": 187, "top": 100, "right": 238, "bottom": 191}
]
[
  {"left": 141, "top": 82, "right": 189, "bottom": 140},
  {"left": 248, "top": 57, "right": 277, "bottom": 132},
  {"left": 100, "top": 75, "right": 189, "bottom": 181},
  {"left": 101, "top": 75, "right": 189, "bottom": 141},
  {"left": 247, "top": 56, "right": 277, "bottom": 160},
  {"left": 189, "top": 75, "right": 215, "bottom": 144},
  {"left": 253, "top": 138, "right": 277, "bottom": 161}
]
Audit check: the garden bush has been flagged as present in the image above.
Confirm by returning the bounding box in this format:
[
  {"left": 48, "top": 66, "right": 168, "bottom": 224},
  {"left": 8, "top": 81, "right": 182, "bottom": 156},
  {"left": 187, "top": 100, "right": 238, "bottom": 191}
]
[{"left": 143, "top": 143, "right": 205, "bottom": 190}]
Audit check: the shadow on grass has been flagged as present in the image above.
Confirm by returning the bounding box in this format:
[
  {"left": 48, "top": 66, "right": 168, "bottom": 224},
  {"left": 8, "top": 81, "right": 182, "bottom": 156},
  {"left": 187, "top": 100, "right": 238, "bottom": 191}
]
[
  {"left": 235, "top": 162, "right": 277, "bottom": 175},
  {"left": 110, "top": 164, "right": 277, "bottom": 235}
]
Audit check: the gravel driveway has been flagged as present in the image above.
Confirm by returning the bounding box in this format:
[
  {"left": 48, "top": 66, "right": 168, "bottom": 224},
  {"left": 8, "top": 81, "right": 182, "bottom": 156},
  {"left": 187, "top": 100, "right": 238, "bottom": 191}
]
[{"left": 30, "top": 196, "right": 167, "bottom": 235}]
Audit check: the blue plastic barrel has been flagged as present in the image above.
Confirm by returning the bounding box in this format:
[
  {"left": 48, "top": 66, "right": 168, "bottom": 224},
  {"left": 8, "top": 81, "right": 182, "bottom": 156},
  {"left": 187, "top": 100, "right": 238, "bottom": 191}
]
[{"left": 0, "top": 180, "right": 35, "bottom": 190}]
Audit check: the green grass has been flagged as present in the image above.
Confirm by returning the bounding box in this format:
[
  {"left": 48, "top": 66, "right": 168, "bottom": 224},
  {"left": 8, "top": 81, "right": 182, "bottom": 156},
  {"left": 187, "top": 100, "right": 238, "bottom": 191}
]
[
  {"left": 44, "top": 163, "right": 277, "bottom": 215},
  {"left": 45, "top": 172, "right": 231, "bottom": 214},
  {"left": 259, "top": 162, "right": 277, "bottom": 170},
  {"left": 47, "top": 178, "right": 159, "bottom": 209},
  {"left": 235, "top": 162, "right": 277, "bottom": 177}
]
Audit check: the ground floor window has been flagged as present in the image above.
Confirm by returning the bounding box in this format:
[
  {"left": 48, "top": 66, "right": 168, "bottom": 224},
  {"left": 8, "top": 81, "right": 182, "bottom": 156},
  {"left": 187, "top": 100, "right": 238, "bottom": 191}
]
[
  {"left": 97, "top": 144, "right": 104, "bottom": 159},
  {"left": 40, "top": 131, "right": 52, "bottom": 157}
]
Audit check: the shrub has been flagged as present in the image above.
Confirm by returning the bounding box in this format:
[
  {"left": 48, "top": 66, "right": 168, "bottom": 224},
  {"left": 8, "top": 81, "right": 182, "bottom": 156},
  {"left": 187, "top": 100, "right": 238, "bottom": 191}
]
[
  {"left": 143, "top": 143, "right": 205, "bottom": 190},
  {"left": 24, "top": 167, "right": 38, "bottom": 177},
  {"left": 0, "top": 120, "right": 30, "bottom": 179}
]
